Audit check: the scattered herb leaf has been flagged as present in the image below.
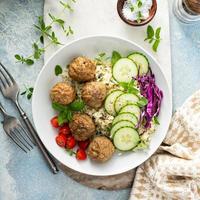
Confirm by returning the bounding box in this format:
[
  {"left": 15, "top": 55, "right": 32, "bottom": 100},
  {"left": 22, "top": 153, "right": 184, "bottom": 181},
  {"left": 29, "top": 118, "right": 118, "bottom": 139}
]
[
  {"left": 144, "top": 25, "right": 161, "bottom": 52},
  {"left": 21, "top": 86, "right": 34, "bottom": 100},
  {"left": 66, "top": 149, "right": 76, "bottom": 156},
  {"left": 111, "top": 51, "right": 121, "bottom": 66},
  {"left": 119, "top": 80, "right": 139, "bottom": 95},
  {"left": 55, "top": 65, "right": 63, "bottom": 76},
  {"left": 95, "top": 52, "right": 110, "bottom": 65},
  {"left": 137, "top": 97, "right": 148, "bottom": 107},
  {"left": 153, "top": 116, "right": 160, "bottom": 125}
]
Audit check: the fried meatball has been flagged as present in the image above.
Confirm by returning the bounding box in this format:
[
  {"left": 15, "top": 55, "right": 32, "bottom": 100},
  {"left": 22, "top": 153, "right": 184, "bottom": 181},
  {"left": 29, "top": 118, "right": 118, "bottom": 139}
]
[
  {"left": 88, "top": 136, "right": 115, "bottom": 162},
  {"left": 69, "top": 114, "right": 96, "bottom": 141},
  {"left": 81, "top": 81, "right": 107, "bottom": 109},
  {"left": 68, "top": 57, "right": 96, "bottom": 82},
  {"left": 50, "top": 82, "right": 76, "bottom": 105}
]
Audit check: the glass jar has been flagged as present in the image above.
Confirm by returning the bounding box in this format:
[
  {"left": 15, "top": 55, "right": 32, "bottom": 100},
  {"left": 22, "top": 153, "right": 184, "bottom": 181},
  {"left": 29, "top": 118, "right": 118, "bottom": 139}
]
[{"left": 173, "top": 0, "right": 200, "bottom": 24}]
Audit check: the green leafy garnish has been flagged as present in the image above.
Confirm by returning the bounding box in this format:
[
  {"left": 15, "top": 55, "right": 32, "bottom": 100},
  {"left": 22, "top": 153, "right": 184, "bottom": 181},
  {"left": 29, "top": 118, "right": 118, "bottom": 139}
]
[
  {"left": 66, "top": 149, "right": 76, "bottom": 156},
  {"left": 52, "top": 100, "right": 85, "bottom": 125},
  {"left": 95, "top": 52, "right": 110, "bottom": 65},
  {"left": 111, "top": 51, "right": 121, "bottom": 66},
  {"left": 145, "top": 25, "right": 161, "bottom": 52},
  {"left": 137, "top": 97, "right": 148, "bottom": 107},
  {"left": 15, "top": 0, "right": 76, "bottom": 66},
  {"left": 153, "top": 116, "right": 160, "bottom": 125},
  {"left": 21, "top": 86, "right": 34, "bottom": 100},
  {"left": 136, "top": 11, "right": 143, "bottom": 23},
  {"left": 68, "top": 99, "right": 85, "bottom": 111},
  {"left": 55, "top": 65, "right": 63, "bottom": 76},
  {"left": 119, "top": 80, "right": 139, "bottom": 94}
]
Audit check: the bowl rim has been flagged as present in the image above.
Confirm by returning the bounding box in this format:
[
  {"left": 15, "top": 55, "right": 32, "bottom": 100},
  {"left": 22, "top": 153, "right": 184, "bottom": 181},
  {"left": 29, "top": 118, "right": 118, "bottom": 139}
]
[
  {"left": 117, "top": 0, "right": 157, "bottom": 26},
  {"left": 32, "top": 35, "right": 172, "bottom": 176}
]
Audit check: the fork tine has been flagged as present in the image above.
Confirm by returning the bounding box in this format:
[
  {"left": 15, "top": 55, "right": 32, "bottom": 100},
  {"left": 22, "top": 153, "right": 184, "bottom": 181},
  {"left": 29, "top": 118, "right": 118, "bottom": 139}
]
[
  {"left": 10, "top": 129, "right": 31, "bottom": 151},
  {"left": 0, "top": 62, "right": 15, "bottom": 84},
  {"left": 0, "top": 68, "right": 12, "bottom": 86},
  {"left": 0, "top": 71, "right": 8, "bottom": 88},
  {"left": 14, "top": 127, "right": 33, "bottom": 149},
  {"left": 18, "top": 124, "right": 36, "bottom": 146},
  {"left": 8, "top": 133, "right": 28, "bottom": 153}
]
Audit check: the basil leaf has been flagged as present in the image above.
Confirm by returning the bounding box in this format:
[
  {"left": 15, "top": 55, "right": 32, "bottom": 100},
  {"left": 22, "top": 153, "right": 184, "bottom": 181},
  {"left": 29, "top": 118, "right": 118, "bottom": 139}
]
[
  {"left": 111, "top": 51, "right": 121, "bottom": 66},
  {"left": 147, "top": 25, "right": 154, "bottom": 39},
  {"left": 58, "top": 111, "right": 68, "bottom": 125},
  {"left": 69, "top": 99, "right": 85, "bottom": 111},
  {"left": 137, "top": 97, "right": 148, "bottom": 107},
  {"left": 55, "top": 65, "right": 63, "bottom": 76},
  {"left": 52, "top": 102, "right": 66, "bottom": 112}
]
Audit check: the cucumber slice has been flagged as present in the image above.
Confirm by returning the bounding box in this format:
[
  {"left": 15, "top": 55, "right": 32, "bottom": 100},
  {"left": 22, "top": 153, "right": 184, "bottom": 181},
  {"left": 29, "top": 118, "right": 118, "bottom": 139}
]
[
  {"left": 114, "top": 93, "right": 139, "bottom": 113},
  {"left": 119, "top": 104, "right": 141, "bottom": 119},
  {"left": 113, "top": 127, "right": 140, "bottom": 151},
  {"left": 128, "top": 52, "right": 149, "bottom": 76},
  {"left": 104, "top": 90, "right": 124, "bottom": 116},
  {"left": 112, "top": 112, "right": 138, "bottom": 126},
  {"left": 112, "top": 58, "right": 138, "bottom": 83},
  {"left": 110, "top": 120, "right": 135, "bottom": 138}
]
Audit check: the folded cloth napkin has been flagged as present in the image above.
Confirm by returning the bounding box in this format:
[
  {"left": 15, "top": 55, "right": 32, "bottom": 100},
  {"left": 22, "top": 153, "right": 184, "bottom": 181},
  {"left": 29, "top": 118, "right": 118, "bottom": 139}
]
[{"left": 130, "top": 90, "right": 200, "bottom": 200}]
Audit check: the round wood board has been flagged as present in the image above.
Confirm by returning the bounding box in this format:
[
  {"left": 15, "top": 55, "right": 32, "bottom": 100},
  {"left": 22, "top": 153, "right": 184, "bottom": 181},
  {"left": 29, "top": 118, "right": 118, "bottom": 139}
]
[{"left": 59, "top": 163, "right": 135, "bottom": 190}]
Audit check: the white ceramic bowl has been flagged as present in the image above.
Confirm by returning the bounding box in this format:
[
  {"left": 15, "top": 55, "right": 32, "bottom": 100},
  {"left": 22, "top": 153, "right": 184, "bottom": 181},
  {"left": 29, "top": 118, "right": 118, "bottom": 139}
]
[{"left": 32, "top": 36, "right": 172, "bottom": 176}]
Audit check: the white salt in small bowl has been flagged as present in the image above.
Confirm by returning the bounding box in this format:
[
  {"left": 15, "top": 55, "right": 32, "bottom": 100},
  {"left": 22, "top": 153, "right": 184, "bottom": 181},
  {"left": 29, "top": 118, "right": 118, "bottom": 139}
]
[{"left": 117, "top": 0, "right": 157, "bottom": 26}]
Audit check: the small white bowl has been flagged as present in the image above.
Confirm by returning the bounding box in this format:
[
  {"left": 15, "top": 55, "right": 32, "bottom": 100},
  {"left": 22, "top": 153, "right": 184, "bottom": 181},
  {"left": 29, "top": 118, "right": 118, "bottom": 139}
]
[{"left": 32, "top": 35, "right": 172, "bottom": 176}]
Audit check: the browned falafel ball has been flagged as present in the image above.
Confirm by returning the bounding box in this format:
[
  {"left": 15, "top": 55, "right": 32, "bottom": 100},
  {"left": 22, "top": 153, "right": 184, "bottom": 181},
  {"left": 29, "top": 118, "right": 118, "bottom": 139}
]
[
  {"left": 69, "top": 114, "right": 96, "bottom": 141},
  {"left": 88, "top": 136, "right": 115, "bottom": 162},
  {"left": 68, "top": 57, "right": 96, "bottom": 82},
  {"left": 81, "top": 81, "right": 107, "bottom": 109},
  {"left": 50, "top": 82, "right": 76, "bottom": 105}
]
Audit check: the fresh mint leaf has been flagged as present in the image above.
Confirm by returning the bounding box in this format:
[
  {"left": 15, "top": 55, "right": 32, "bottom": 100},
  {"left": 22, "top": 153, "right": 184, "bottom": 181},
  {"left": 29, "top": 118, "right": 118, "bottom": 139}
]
[
  {"left": 55, "top": 65, "right": 63, "bottom": 76},
  {"left": 147, "top": 25, "right": 154, "bottom": 39},
  {"left": 69, "top": 99, "right": 85, "bottom": 111},
  {"left": 111, "top": 51, "right": 121, "bottom": 66},
  {"left": 119, "top": 80, "right": 139, "bottom": 95},
  {"left": 153, "top": 116, "right": 160, "bottom": 125},
  {"left": 152, "top": 39, "right": 160, "bottom": 52},
  {"left": 155, "top": 27, "right": 161, "bottom": 39},
  {"left": 137, "top": 97, "right": 148, "bottom": 107}
]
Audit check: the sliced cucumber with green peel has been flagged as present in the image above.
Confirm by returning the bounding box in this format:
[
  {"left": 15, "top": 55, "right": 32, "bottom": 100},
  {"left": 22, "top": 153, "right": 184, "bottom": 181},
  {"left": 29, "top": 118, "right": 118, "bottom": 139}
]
[
  {"left": 112, "top": 58, "right": 138, "bottom": 83},
  {"left": 119, "top": 104, "right": 141, "bottom": 119},
  {"left": 114, "top": 93, "right": 139, "bottom": 113},
  {"left": 128, "top": 52, "right": 149, "bottom": 76},
  {"left": 113, "top": 127, "right": 140, "bottom": 151},
  {"left": 104, "top": 90, "right": 124, "bottom": 116},
  {"left": 110, "top": 120, "right": 135, "bottom": 138},
  {"left": 112, "top": 112, "right": 138, "bottom": 126}
]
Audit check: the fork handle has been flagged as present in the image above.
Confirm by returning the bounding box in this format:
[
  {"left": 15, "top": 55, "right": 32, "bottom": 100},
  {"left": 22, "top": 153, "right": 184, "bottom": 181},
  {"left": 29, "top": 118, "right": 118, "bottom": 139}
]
[{"left": 15, "top": 103, "right": 59, "bottom": 174}]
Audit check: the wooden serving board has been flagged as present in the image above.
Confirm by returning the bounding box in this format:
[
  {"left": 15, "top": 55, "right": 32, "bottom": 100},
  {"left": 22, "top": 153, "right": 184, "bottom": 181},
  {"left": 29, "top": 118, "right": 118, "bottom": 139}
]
[{"left": 44, "top": 0, "right": 171, "bottom": 189}]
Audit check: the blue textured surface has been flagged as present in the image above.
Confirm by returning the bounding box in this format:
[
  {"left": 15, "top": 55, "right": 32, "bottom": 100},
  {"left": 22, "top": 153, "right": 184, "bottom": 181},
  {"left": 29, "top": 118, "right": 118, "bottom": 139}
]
[{"left": 0, "top": 0, "right": 200, "bottom": 200}]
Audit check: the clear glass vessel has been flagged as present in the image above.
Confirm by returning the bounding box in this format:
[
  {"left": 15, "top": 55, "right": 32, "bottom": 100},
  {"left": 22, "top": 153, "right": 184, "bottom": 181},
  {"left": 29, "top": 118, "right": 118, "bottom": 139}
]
[{"left": 173, "top": 0, "right": 200, "bottom": 24}]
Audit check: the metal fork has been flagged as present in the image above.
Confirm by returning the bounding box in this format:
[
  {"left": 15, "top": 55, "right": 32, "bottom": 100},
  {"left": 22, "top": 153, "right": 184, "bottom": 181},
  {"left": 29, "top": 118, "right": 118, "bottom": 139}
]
[
  {"left": 0, "top": 62, "right": 59, "bottom": 174},
  {"left": 0, "top": 102, "right": 33, "bottom": 152}
]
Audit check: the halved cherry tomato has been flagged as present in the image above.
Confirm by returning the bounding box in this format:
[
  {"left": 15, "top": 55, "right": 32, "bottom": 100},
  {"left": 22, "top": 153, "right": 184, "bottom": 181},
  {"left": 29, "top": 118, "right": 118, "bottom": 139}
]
[
  {"left": 66, "top": 135, "right": 76, "bottom": 149},
  {"left": 76, "top": 148, "right": 87, "bottom": 160},
  {"left": 55, "top": 134, "right": 67, "bottom": 147},
  {"left": 59, "top": 124, "right": 70, "bottom": 135},
  {"left": 50, "top": 116, "right": 59, "bottom": 128},
  {"left": 78, "top": 139, "right": 90, "bottom": 150}
]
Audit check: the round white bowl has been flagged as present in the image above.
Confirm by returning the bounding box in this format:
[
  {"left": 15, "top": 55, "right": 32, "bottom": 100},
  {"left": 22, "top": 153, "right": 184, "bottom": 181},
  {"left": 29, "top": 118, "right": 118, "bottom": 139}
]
[{"left": 32, "top": 36, "right": 172, "bottom": 176}]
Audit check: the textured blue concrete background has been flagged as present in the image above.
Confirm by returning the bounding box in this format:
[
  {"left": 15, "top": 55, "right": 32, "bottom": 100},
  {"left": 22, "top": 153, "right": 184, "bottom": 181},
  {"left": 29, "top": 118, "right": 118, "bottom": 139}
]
[{"left": 0, "top": 0, "right": 200, "bottom": 200}]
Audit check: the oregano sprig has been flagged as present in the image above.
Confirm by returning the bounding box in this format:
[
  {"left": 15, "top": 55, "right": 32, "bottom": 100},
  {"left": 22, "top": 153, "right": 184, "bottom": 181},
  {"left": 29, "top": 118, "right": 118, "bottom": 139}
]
[
  {"left": 144, "top": 25, "right": 161, "bottom": 52},
  {"left": 21, "top": 86, "right": 34, "bottom": 100},
  {"left": 15, "top": 0, "right": 76, "bottom": 66}
]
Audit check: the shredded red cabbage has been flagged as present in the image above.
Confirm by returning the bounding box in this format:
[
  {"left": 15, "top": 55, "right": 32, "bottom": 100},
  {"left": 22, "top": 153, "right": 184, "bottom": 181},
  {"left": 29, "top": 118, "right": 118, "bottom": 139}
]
[{"left": 136, "top": 73, "right": 163, "bottom": 128}]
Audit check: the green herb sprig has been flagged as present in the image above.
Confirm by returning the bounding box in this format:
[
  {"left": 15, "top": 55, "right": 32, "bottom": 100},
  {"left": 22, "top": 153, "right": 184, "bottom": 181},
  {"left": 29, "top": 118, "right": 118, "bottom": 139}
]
[
  {"left": 119, "top": 80, "right": 139, "bottom": 95},
  {"left": 15, "top": 0, "right": 76, "bottom": 66},
  {"left": 145, "top": 25, "right": 161, "bottom": 52},
  {"left": 137, "top": 96, "right": 148, "bottom": 107},
  {"left": 21, "top": 86, "right": 34, "bottom": 100},
  {"left": 52, "top": 99, "right": 85, "bottom": 125},
  {"left": 95, "top": 52, "right": 110, "bottom": 65},
  {"left": 111, "top": 51, "right": 121, "bottom": 66},
  {"left": 55, "top": 65, "right": 63, "bottom": 76}
]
